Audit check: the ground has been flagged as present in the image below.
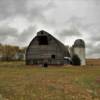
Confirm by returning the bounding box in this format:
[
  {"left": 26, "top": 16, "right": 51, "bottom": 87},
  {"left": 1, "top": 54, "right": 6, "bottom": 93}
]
[{"left": 0, "top": 61, "right": 100, "bottom": 100}]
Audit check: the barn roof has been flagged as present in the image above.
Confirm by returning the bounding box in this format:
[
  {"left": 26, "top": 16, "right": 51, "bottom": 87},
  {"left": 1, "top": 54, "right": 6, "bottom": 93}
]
[
  {"left": 73, "top": 39, "right": 85, "bottom": 48},
  {"left": 27, "top": 30, "right": 70, "bottom": 57}
]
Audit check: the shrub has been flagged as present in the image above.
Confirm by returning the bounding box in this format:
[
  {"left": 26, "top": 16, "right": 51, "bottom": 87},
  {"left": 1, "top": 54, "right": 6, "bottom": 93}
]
[{"left": 72, "top": 54, "right": 81, "bottom": 65}]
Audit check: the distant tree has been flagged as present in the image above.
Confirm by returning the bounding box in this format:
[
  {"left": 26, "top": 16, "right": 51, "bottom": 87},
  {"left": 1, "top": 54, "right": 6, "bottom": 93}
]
[
  {"left": 1, "top": 45, "right": 19, "bottom": 61},
  {"left": 72, "top": 54, "right": 81, "bottom": 65},
  {"left": 0, "top": 44, "right": 27, "bottom": 61}
]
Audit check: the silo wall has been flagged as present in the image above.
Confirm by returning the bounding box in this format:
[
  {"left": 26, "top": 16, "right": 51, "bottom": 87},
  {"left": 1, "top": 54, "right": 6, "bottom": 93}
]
[{"left": 73, "top": 47, "right": 86, "bottom": 65}]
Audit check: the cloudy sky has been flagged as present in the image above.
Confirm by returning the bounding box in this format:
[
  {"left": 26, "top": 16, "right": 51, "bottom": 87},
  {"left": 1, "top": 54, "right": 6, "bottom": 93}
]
[{"left": 0, "top": 0, "right": 100, "bottom": 58}]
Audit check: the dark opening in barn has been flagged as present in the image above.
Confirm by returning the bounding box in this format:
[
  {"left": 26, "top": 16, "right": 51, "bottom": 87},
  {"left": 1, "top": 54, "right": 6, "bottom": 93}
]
[
  {"left": 38, "top": 36, "right": 48, "bottom": 45},
  {"left": 43, "top": 63, "right": 48, "bottom": 67},
  {"left": 51, "top": 55, "right": 56, "bottom": 59}
]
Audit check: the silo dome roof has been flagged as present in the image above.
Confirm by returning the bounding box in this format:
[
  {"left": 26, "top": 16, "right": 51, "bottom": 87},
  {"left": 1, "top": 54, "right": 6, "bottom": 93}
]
[{"left": 73, "top": 39, "right": 85, "bottom": 48}]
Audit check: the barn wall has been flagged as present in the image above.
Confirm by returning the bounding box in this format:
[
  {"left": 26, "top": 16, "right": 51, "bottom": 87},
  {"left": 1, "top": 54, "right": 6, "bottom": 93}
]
[{"left": 26, "top": 33, "right": 67, "bottom": 65}]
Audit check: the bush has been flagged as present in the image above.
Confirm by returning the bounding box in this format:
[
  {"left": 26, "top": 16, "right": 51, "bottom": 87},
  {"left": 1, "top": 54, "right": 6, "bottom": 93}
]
[{"left": 72, "top": 54, "right": 81, "bottom": 65}]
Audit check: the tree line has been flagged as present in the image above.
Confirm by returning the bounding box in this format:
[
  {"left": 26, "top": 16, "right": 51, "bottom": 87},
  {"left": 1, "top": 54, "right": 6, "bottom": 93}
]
[{"left": 0, "top": 43, "right": 27, "bottom": 61}]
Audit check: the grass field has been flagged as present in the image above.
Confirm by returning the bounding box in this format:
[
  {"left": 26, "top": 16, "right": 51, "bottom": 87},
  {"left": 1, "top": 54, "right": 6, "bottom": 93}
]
[{"left": 0, "top": 61, "right": 100, "bottom": 100}]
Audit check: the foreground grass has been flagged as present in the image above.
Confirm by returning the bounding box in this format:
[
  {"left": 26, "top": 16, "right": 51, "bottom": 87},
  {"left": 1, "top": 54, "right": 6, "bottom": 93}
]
[{"left": 0, "top": 62, "right": 100, "bottom": 100}]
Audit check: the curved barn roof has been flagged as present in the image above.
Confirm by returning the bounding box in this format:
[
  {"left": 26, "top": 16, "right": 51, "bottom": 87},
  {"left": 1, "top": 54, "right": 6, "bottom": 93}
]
[
  {"left": 26, "top": 30, "right": 70, "bottom": 57},
  {"left": 73, "top": 39, "right": 85, "bottom": 48}
]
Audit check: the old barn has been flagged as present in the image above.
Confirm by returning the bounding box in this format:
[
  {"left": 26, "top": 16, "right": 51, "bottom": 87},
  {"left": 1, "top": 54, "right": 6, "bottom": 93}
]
[{"left": 26, "top": 30, "right": 70, "bottom": 65}]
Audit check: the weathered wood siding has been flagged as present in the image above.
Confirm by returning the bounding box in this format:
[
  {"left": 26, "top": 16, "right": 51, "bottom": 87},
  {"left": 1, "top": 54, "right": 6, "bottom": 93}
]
[{"left": 26, "top": 30, "right": 70, "bottom": 65}]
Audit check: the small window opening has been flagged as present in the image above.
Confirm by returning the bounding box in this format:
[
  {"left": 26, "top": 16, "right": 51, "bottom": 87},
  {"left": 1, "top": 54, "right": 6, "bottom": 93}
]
[
  {"left": 51, "top": 55, "right": 55, "bottom": 59},
  {"left": 38, "top": 36, "right": 48, "bottom": 45}
]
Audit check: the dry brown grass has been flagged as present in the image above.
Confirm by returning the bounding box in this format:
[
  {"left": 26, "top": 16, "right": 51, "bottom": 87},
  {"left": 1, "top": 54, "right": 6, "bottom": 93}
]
[
  {"left": 86, "top": 59, "right": 100, "bottom": 66},
  {"left": 0, "top": 61, "right": 100, "bottom": 100}
]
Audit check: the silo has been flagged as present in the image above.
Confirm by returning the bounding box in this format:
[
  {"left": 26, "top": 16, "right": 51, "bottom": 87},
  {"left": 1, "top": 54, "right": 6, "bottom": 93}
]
[{"left": 73, "top": 39, "right": 86, "bottom": 65}]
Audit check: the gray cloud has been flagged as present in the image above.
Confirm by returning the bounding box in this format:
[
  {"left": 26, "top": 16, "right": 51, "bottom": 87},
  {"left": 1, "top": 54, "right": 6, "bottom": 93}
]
[
  {"left": 86, "top": 42, "right": 100, "bottom": 58},
  {"left": 0, "top": 25, "right": 18, "bottom": 42},
  {"left": 0, "top": 0, "right": 27, "bottom": 20},
  {"left": 0, "top": 0, "right": 55, "bottom": 22},
  {"left": 0, "top": 0, "right": 100, "bottom": 58},
  {"left": 56, "top": 23, "right": 82, "bottom": 41},
  {"left": 0, "top": 25, "right": 37, "bottom": 46},
  {"left": 17, "top": 26, "right": 37, "bottom": 46},
  {"left": 0, "top": 25, "right": 17, "bottom": 36}
]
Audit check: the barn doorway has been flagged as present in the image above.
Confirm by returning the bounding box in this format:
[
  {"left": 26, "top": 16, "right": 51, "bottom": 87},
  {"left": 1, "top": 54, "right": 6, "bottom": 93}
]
[{"left": 43, "top": 63, "right": 48, "bottom": 67}]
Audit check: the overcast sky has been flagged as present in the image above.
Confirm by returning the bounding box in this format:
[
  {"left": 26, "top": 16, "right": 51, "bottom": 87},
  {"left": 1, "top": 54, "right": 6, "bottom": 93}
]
[{"left": 0, "top": 0, "right": 100, "bottom": 58}]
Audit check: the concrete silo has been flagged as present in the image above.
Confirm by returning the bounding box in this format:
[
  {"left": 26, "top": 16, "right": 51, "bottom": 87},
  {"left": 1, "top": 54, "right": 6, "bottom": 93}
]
[{"left": 73, "top": 39, "right": 86, "bottom": 65}]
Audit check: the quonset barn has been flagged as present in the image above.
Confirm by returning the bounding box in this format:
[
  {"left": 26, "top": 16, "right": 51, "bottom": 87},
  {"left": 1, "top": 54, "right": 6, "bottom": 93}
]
[{"left": 26, "top": 30, "right": 86, "bottom": 66}]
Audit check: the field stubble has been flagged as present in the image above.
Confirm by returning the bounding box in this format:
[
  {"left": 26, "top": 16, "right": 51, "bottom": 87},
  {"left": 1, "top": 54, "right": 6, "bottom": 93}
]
[{"left": 0, "top": 61, "right": 100, "bottom": 100}]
